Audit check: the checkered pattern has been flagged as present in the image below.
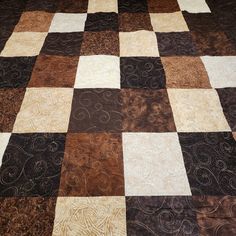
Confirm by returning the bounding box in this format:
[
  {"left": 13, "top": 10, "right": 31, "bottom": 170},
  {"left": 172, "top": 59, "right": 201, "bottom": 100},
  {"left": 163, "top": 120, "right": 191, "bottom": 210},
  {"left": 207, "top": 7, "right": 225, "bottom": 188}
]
[{"left": 0, "top": 0, "right": 236, "bottom": 235}]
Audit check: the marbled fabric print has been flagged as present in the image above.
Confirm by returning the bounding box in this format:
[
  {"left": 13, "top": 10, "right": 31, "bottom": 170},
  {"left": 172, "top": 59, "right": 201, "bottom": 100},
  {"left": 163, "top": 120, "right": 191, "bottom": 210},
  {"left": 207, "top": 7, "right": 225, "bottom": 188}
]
[
  {"left": 147, "top": 0, "right": 180, "bottom": 13},
  {"left": 0, "top": 88, "right": 25, "bottom": 132},
  {"left": 118, "top": 0, "right": 148, "bottom": 13},
  {"left": 0, "top": 57, "right": 36, "bottom": 88},
  {"left": 68, "top": 89, "right": 122, "bottom": 132},
  {"left": 126, "top": 196, "right": 199, "bottom": 236},
  {"left": 122, "top": 89, "right": 176, "bottom": 132},
  {"left": 178, "top": 132, "right": 236, "bottom": 195},
  {"left": 59, "top": 133, "right": 124, "bottom": 196},
  {"left": 0, "top": 197, "right": 56, "bottom": 236},
  {"left": 217, "top": 88, "right": 236, "bottom": 131},
  {"left": 41, "top": 32, "right": 83, "bottom": 56},
  {"left": 0, "top": 133, "right": 66, "bottom": 197},
  {"left": 120, "top": 57, "right": 166, "bottom": 89},
  {"left": 85, "top": 13, "right": 118, "bottom": 31},
  {"left": 119, "top": 13, "right": 153, "bottom": 32},
  {"left": 156, "top": 32, "right": 197, "bottom": 56},
  {"left": 193, "top": 196, "right": 236, "bottom": 236},
  {"left": 57, "top": 0, "right": 88, "bottom": 13}
]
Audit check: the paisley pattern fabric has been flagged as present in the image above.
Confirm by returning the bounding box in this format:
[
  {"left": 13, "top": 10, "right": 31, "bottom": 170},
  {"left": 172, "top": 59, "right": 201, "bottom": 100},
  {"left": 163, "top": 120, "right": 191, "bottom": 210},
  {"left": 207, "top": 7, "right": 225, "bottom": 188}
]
[{"left": 0, "top": 0, "right": 236, "bottom": 235}]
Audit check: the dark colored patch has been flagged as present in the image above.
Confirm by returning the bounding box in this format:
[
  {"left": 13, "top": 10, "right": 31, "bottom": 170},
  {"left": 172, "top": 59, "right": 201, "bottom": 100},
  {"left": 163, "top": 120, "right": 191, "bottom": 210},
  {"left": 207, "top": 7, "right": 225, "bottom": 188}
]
[
  {"left": 118, "top": 0, "right": 148, "bottom": 13},
  {"left": 147, "top": 0, "right": 180, "bottom": 13},
  {"left": 57, "top": 0, "right": 88, "bottom": 13},
  {"left": 25, "top": 0, "right": 58, "bottom": 12}
]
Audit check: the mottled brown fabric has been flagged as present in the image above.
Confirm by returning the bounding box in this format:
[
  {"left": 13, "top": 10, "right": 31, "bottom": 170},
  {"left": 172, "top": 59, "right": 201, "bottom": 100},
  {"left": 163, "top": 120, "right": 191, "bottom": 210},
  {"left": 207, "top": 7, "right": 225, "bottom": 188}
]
[
  {"left": 161, "top": 56, "right": 211, "bottom": 88},
  {"left": 80, "top": 31, "right": 119, "bottom": 56},
  {"left": 14, "top": 11, "right": 54, "bottom": 32},
  {"left": 119, "top": 13, "right": 153, "bottom": 32},
  {"left": 122, "top": 89, "right": 176, "bottom": 132},
  {"left": 148, "top": 0, "right": 180, "bottom": 13},
  {"left": 0, "top": 197, "right": 57, "bottom": 236},
  {"left": 29, "top": 54, "right": 79, "bottom": 87},
  {"left": 57, "top": 0, "right": 88, "bottom": 13},
  {"left": 0, "top": 88, "right": 25, "bottom": 132},
  {"left": 59, "top": 133, "right": 124, "bottom": 196}
]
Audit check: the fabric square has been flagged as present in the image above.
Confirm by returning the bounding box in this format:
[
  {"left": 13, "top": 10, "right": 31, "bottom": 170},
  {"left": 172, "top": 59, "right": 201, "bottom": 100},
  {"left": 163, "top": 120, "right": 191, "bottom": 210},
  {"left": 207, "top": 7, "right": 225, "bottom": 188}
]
[
  {"left": 119, "top": 13, "right": 153, "bottom": 32},
  {"left": 201, "top": 56, "right": 236, "bottom": 88},
  {"left": 80, "top": 31, "right": 119, "bottom": 56},
  {"left": 161, "top": 56, "right": 211, "bottom": 88},
  {"left": 85, "top": 13, "right": 118, "bottom": 31},
  {"left": 122, "top": 89, "right": 175, "bottom": 132},
  {"left": 217, "top": 88, "right": 236, "bottom": 131},
  {"left": 179, "top": 132, "right": 236, "bottom": 195},
  {"left": 0, "top": 32, "right": 47, "bottom": 57},
  {"left": 0, "top": 197, "right": 57, "bottom": 236},
  {"left": 52, "top": 197, "right": 126, "bottom": 235},
  {"left": 40, "top": 32, "right": 83, "bottom": 56},
  {"left": 123, "top": 133, "right": 191, "bottom": 196},
  {"left": 168, "top": 89, "right": 231, "bottom": 132},
  {"left": 191, "top": 31, "right": 236, "bottom": 56},
  {"left": 25, "top": 0, "right": 58, "bottom": 12},
  {"left": 0, "top": 133, "right": 66, "bottom": 196},
  {"left": 74, "top": 55, "right": 120, "bottom": 88},
  {"left": 13, "top": 88, "right": 73, "bottom": 133},
  {"left": 150, "top": 12, "right": 189, "bottom": 32},
  {"left": 29, "top": 55, "right": 78, "bottom": 87},
  {"left": 57, "top": 0, "right": 88, "bottom": 13},
  {"left": 0, "top": 57, "right": 36, "bottom": 88},
  {"left": 120, "top": 57, "right": 166, "bottom": 89},
  {"left": 49, "top": 13, "right": 87, "bottom": 32},
  {"left": 68, "top": 89, "right": 122, "bottom": 132},
  {"left": 147, "top": 0, "right": 180, "bottom": 13},
  {"left": 193, "top": 196, "right": 236, "bottom": 235},
  {"left": 177, "top": 0, "right": 211, "bottom": 13},
  {"left": 88, "top": 0, "right": 118, "bottom": 13},
  {"left": 118, "top": 0, "right": 148, "bottom": 13},
  {"left": 0, "top": 88, "right": 25, "bottom": 132},
  {"left": 126, "top": 196, "right": 199, "bottom": 235},
  {"left": 156, "top": 32, "right": 197, "bottom": 56},
  {"left": 59, "top": 133, "right": 124, "bottom": 196},
  {"left": 0, "top": 133, "right": 10, "bottom": 166},
  {"left": 120, "top": 31, "right": 159, "bottom": 56},
  {"left": 14, "top": 11, "right": 54, "bottom": 32}
]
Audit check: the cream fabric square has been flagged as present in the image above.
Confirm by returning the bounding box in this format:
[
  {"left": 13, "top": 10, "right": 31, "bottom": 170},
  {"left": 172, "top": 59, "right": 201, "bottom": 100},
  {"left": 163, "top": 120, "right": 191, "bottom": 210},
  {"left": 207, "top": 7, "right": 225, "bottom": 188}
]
[
  {"left": 177, "top": 0, "right": 211, "bottom": 13},
  {"left": 74, "top": 55, "right": 120, "bottom": 88},
  {"left": 49, "top": 13, "right": 87, "bottom": 32},
  {"left": 13, "top": 88, "right": 73, "bottom": 133},
  {"left": 150, "top": 12, "right": 189, "bottom": 32},
  {"left": 88, "top": 0, "right": 118, "bottom": 13},
  {"left": 123, "top": 132, "right": 191, "bottom": 196},
  {"left": 168, "top": 89, "right": 231, "bottom": 132},
  {"left": 0, "top": 32, "right": 47, "bottom": 57},
  {"left": 120, "top": 30, "right": 159, "bottom": 57},
  {"left": 52, "top": 197, "right": 126, "bottom": 236},
  {"left": 201, "top": 56, "right": 236, "bottom": 88},
  {"left": 0, "top": 133, "right": 11, "bottom": 166}
]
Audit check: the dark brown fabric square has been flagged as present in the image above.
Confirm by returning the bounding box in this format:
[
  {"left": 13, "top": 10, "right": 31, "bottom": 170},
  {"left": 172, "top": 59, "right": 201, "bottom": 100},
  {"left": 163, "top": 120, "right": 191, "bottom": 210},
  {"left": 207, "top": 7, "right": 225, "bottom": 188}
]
[
  {"left": 57, "top": 0, "right": 88, "bottom": 13},
  {"left": 118, "top": 0, "right": 148, "bottom": 13},
  {"left": 147, "top": 0, "right": 180, "bottom": 13}
]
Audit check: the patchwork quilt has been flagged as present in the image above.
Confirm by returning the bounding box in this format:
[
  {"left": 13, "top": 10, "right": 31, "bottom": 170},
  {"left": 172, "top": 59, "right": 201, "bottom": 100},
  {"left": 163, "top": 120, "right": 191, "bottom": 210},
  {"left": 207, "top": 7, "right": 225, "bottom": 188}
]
[{"left": 0, "top": 0, "right": 236, "bottom": 235}]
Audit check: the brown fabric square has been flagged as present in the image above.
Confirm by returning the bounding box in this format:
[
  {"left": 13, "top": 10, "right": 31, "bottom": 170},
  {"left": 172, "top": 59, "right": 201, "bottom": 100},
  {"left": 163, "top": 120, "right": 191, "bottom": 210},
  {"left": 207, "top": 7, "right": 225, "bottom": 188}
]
[
  {"left": 29, "top": 55, "right": 79, "bottom": 87},
  {"left": 14, "top": 11, "right": 54, "bottom": 32},
  {"left": 0, "top": 88, "right": 25, "bottom": 132},
  {"left": 59, "top": 133, "right": 124, "bottom": 196},
  {"left": 161, "top": 56, "right": 211, "bottom": 88},
  {"left": 122, "top": 89, "right": 176, "bottom": 132},
  {"left": 119, "top": 13, "right": 153, "bottom": 32},
  {"left": 80, "top": 31, "right": 119, "bottom": 56},
  {"left": 58, "top": 0, "right": 88, "bottom": 13},
  {"left": 148, "top": 0, "right": 180, "bottom": 13},
  {"left": 191, "top": 31, "right": 236, "bottom": 56},
  {"left": 0, "top": 197, "right": 56, "bottom": 236}
]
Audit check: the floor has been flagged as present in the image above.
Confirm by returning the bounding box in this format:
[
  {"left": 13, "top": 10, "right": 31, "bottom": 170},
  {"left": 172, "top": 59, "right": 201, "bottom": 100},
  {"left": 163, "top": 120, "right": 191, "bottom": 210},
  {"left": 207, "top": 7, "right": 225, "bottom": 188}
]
[{"left": 0, "top": 0, "right": 236, "bottom": 235}]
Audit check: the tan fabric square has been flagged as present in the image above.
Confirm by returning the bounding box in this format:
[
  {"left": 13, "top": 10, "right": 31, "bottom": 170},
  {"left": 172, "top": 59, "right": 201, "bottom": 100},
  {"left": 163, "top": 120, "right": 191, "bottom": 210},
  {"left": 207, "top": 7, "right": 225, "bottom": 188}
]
[
  {"left": 52, "top": 197, "right": 126, "bottom": 236},
  {"left": 162, "top": 56, "right": 211, "bottom": 88},
  {"left": 13, "top": 88, "right": 73, "bottom": 132},
  {"left": 14, "top": 11, "right": 54, "bottom": 32},
  {"left": 119, "top": 30, "right": 159, "bottom": 57},
  {"left": 150, "top": 12, "right": 189, "bottom": 32},
  {"left": 168, "top": 89, "right": 231, "bottom": 132},
  {"left": 0, "top": 32, "right": 47, "bottom": 57},
  {"left": 88, "top": 0, "right": 118, "bottom": 13}
]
